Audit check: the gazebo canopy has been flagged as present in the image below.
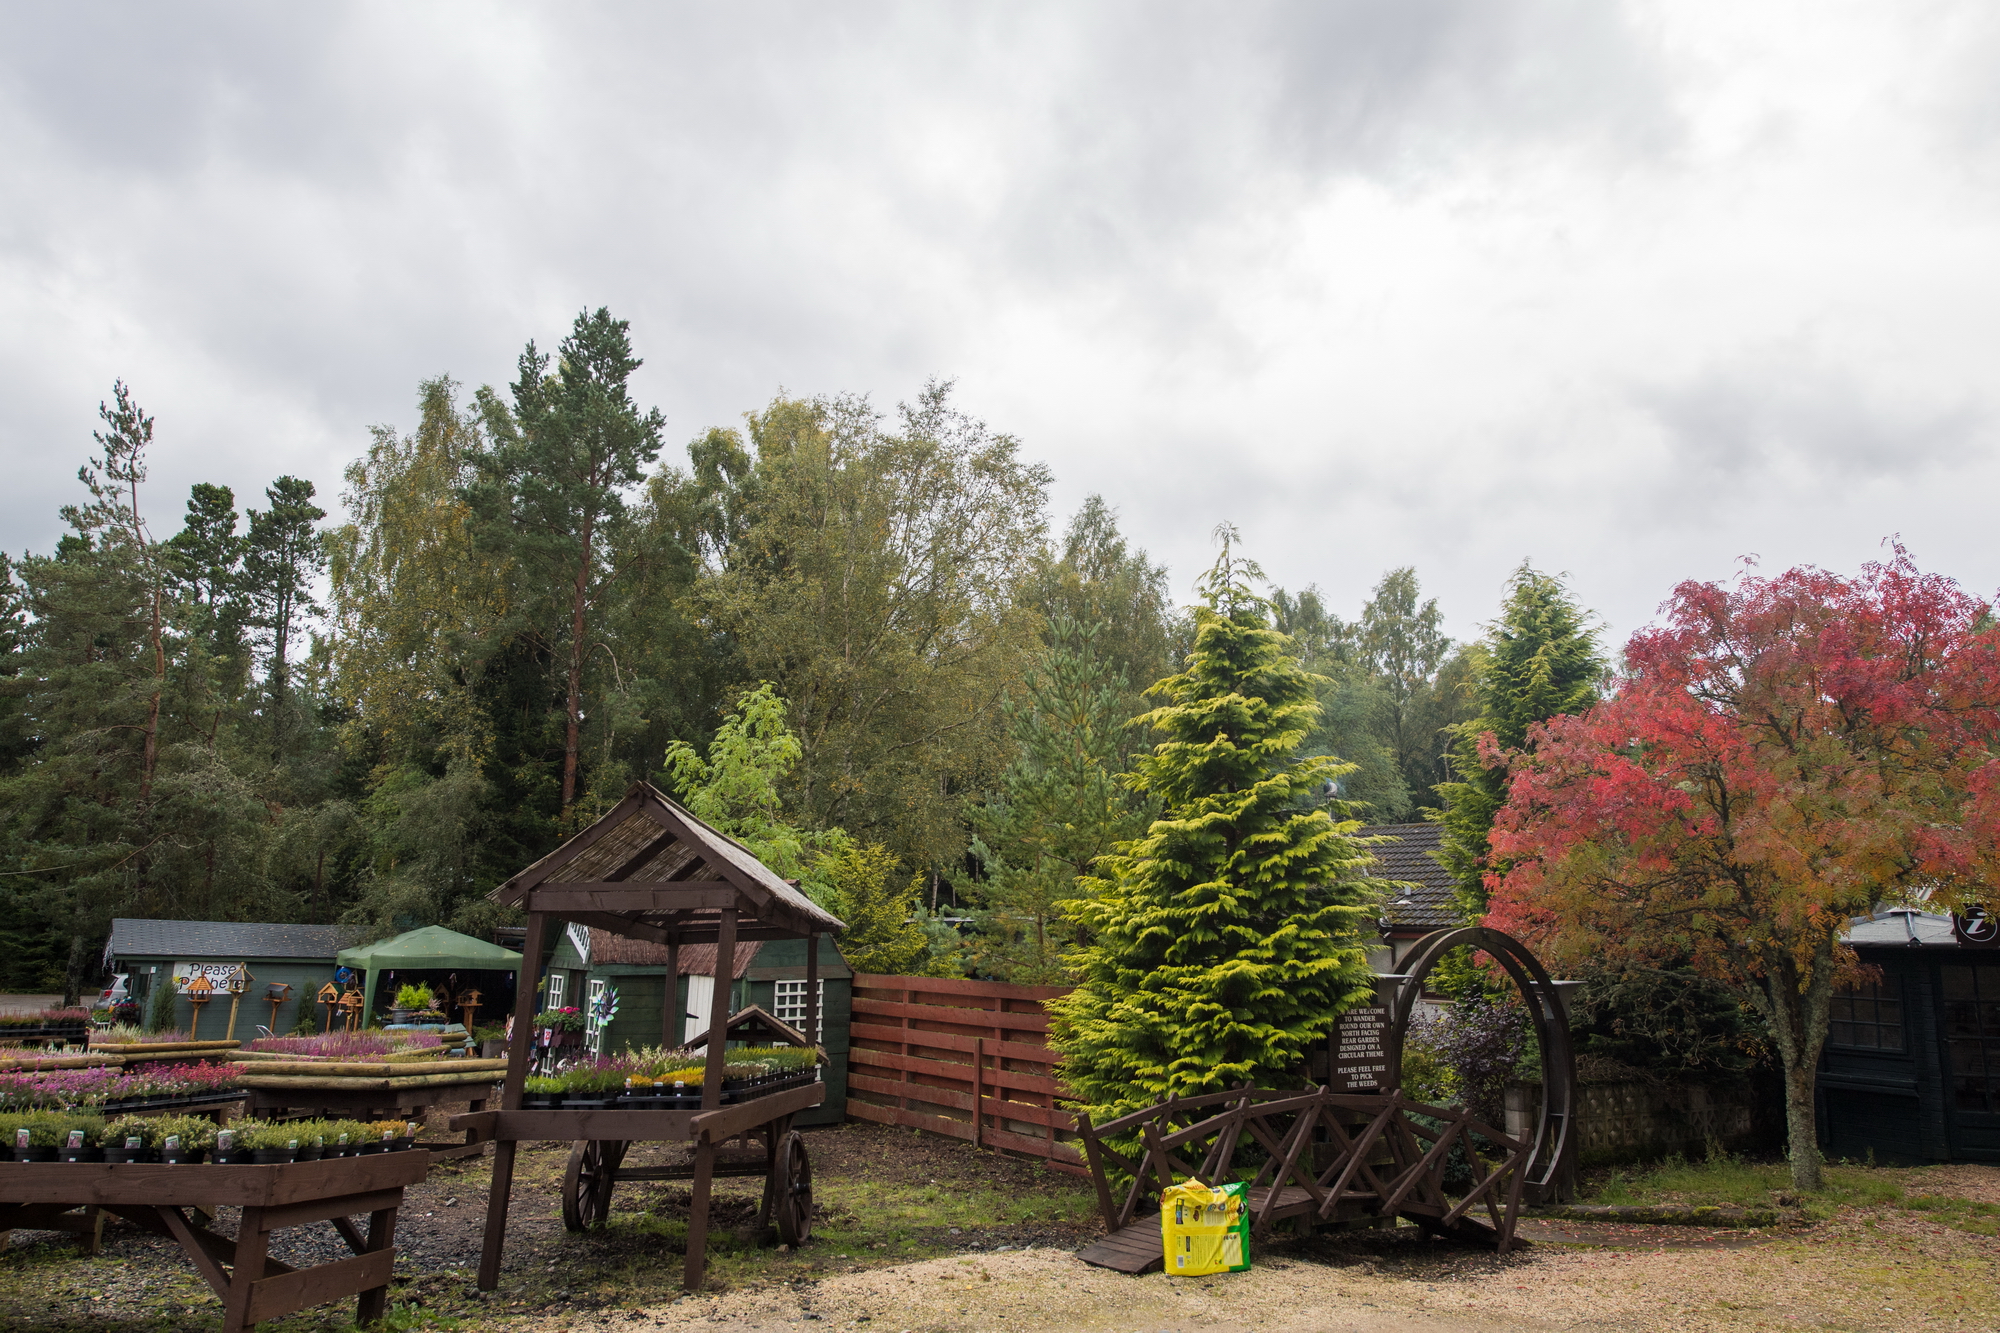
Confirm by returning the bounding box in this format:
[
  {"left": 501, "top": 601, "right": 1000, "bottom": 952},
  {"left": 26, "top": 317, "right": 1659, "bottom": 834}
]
[
  {"left": 338, "top": 925, "right": 524, "bottom": 1021},
  {"left": 489, "top": 782, "right": 846, "bottom": 942}
]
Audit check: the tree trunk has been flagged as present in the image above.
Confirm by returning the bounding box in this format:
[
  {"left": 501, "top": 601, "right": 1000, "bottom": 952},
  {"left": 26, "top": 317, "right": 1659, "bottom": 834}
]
[
  {"left": 63, "top": 933, "right": 88, "bottom": 1008},
  {"left": 559, "top": 520, "right": 594, "bottom": 816},
  {"left": 1746, "top": 946, "right": 1832, "bottom": 1193},
  {"left": 1782, "top": 1057, "right": 1823, "bottom": 1191}
]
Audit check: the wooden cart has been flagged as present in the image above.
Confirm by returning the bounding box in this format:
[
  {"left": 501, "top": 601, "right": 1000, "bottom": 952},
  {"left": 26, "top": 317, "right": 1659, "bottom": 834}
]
[
  {"left": 0, "top": 1151, "right": 427, "bottom": 1332},
  {"left": 464, "top": 782, "right": 844, "bottom": 1291}
]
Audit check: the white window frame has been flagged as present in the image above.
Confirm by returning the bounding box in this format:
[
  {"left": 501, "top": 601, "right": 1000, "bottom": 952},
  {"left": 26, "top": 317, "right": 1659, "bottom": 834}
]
[
  {"left": 585, "top": 978, "right": 608, "bottom": 1060},
  {"left": 773, "top": 979, "right": 825, "bottom": 1031},
  {"left": 545, "top": 971, "right": 567, "bottom": 1012}
]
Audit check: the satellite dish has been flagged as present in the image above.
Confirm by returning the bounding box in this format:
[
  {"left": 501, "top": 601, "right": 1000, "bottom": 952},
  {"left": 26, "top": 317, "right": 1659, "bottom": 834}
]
[{"left": 1953, "top": 908, "right": 1999, "bottom": 947}]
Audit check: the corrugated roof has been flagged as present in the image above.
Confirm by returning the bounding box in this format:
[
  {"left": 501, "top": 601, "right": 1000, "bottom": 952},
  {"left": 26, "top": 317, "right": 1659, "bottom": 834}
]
[
  {"left": 105, "top": 918, "right": 358, "bottom": 963},
  {"left": 1844, "top": 909, "right": 1959, "bottom": 948},
  {"left": 586, "top": 931, "right": 761, "bottom": 976},
  {"left": 1356, "top": 823, "right": 1460, "bottom": 930}
]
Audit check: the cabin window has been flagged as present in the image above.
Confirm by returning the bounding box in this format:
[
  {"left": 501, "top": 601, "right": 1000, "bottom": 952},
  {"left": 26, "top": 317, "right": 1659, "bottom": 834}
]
[
  {"left": 774, "top": 979, "right": 824, "bottom": 1030},
  {"left": 1829, "top": 980, "right": 1904, "bottom": 1052},
  {"left": 585, "top": 978, "right": 607, "bottom": 1061},
  {"left": 1943, "top": 965, "right": 2000, "bottom": 1112}
]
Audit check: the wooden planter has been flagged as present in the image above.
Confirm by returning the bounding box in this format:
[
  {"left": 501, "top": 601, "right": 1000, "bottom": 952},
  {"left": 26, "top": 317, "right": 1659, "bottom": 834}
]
[{"left": 0, "top": 1151, "right": 429, "bottom": 1332}]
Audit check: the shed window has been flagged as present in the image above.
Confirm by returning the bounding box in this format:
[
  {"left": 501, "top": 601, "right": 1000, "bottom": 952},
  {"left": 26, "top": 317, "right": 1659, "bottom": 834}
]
[
  {"left": 1829, "top": 980, "right": 1904, "bottom": 1051},
  {"left": 1943, "top": 965, "right": 2000, "bottom": 1112},
  {"left": 774, "top": 979, "right": 824, "bottom": 1030}
]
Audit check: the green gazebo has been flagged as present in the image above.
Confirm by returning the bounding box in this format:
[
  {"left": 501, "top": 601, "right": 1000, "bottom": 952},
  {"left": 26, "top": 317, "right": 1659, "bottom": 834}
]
[{"left": 337, "top": 924, "right": 523, "bottom": 1023}]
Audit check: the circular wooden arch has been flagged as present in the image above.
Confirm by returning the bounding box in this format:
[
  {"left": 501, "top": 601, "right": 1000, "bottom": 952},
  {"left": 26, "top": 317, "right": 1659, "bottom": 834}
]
[{"left": 1382, "top": 926, "right": 1577, "bottom": 1202}]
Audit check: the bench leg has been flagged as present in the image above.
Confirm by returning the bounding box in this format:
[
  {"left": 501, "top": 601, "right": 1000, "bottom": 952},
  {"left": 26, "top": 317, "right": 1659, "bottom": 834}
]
[
  {"left": 355, "top": 1202, "right": 399, "bottom": 1325},
  {"left": 683, "top": 1139, "right": 717, "bottom": 1291},
  {"left": 477, "top": 1139, "right": 517, "bottom": 1291},
  {"left": 221, "top": 1206, "right": 268, "bottom": 1333}
]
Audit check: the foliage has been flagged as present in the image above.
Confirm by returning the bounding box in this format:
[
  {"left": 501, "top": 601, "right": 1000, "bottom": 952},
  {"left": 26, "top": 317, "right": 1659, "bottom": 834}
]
[
  {"left": 1488, "top": 548, "right": 2000, "bottom": 1190},
  {"left": 1403, "top": 1002, "right": 1529, "bottom": 1126},
  {"left": 1050, "top": 530, "right": 1386, "bottom": 1121},
  {"left": 392, "top": 982, "right": 435, "bottom": 1010},
  {"left": 698, "top": 383, "right": 1049, "bottom": 877},
  {"left": 534, "top": 1007, "right": 587, "bottom": 1032},
  {"left": 661, "top": 682, "right": 851, "bottom": 907},
  {"left": 145, "top": 978, "right": 178, "bottom": 1033},
  {"left": 820, "top": 842, "right": 952, "bottom": 976},
  {"left": 964, "top": 618, "right": 1156, "bottom": 982},
  {"left": 1567, "top": 961, "right": 1764, "bottom": 1080},
  {"left": 1435, "top": 562, "right": 1601, "bottom": 920}
]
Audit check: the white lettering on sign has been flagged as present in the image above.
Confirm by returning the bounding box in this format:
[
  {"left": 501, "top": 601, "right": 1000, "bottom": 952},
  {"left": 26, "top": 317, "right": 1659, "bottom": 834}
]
[{"left": 1330, "top": 1004, "right": 1390, "bottom": 1092}]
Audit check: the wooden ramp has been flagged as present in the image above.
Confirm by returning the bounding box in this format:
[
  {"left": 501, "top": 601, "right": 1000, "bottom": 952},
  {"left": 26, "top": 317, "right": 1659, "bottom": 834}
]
[{"left": 1076, "top": 1220, "right": 1162, "bottom": 1273}]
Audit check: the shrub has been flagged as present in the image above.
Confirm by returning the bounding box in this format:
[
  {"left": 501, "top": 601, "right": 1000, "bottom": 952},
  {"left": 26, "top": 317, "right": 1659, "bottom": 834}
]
[
  {"left": 1405, "top": 1002, "right": 1529, "bottom": 1128},
  {"left": 148, "top": 1115, "right": 218, "bottom": 1151},
  {"left": 533, "top": 1007, "right": 586, "bottom": 1033},
  {"left": 103, "top": 1115, "right": 158, "bottom": 1148},
  {"left": 393, "top": 983, "right": 435, "bottom": 1011},
  {"left": 146, "top": 980, "right": 179, "bottom": 1034}
]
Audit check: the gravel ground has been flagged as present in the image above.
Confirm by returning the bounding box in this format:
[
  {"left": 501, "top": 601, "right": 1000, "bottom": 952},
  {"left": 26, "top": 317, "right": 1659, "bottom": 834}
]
[{"left": 2, "top": 1124, "right": 1996, "bottom": 1333}]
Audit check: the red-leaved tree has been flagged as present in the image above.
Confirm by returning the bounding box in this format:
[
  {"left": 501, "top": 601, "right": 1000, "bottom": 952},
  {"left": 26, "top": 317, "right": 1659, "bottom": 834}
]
[{"left": 1486, "top": 549, "right": 2000, "bottom": 1189}]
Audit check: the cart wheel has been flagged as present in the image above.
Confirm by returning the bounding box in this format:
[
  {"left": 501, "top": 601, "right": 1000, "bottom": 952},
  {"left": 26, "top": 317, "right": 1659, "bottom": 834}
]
[
  {"left": 563, "top": 1140, "right": 625, "bottom": 1232},
  {"left": 772, "top": 1131, "right": 814, "bottom": 1246}
]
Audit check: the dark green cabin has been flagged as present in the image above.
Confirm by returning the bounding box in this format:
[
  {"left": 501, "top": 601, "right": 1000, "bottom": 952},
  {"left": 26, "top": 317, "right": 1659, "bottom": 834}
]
[
  {"left": 545, "top": 924, "right": 851, "bottom": 1126},
  {"left": 104, "top": 918, "right": 358, "bottom": 1040},
  {"left": 1817, "top": 909, "right": 2000, "bottom": 1163}
]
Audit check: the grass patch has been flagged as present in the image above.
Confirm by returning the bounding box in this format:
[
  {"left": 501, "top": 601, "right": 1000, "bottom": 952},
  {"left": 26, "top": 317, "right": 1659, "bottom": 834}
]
[{"left": 1581, "top": 1154, "right": 1999, "bottom": 1234}]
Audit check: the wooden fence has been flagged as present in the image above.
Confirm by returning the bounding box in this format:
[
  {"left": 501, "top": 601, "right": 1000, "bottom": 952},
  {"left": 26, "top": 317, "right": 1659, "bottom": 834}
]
[{"left": 845, "top": 973, "right": 1083, "bottom": 1173}]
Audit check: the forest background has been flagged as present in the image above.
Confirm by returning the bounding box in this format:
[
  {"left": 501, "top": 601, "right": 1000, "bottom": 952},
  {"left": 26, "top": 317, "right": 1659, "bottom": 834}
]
[{"left": 0, "top": 309, "right": 1506, "bottom": 1000}]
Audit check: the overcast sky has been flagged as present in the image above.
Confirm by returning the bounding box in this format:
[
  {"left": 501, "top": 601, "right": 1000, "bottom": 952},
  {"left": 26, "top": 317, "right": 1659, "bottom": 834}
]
[{"left": 4, "top": 1, "right": 1997, "bottom": 646}]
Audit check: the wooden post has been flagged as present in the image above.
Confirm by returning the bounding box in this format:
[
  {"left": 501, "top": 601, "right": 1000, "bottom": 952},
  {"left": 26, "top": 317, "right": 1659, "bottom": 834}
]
[
  {"left": 803, "top": 931, "right": 819, "bottom": 1050},
  {"left": 224, "top": 991, "right": 241, "bottom": 1043},
  {"left": 971, "top": 1037, "right": 982, "bottom": 1148},
  {"left": 700, "top": 908, "right": 735, "bottom": 1111},
  {"left": 479, "top": 909, "right": 547, "bottom": 1292},
  {"left": 221, "top": 1204, "right": 268, "bottom": 1333},
  {"left": 683, "top": 1137, "right": 717, "bottom": 1289},
  {"left": 665, "top": 936, "right": 680, "bottom": 1048},
  {"left": 358, "top": 1200, "right": 400, "bottom": 1323}
]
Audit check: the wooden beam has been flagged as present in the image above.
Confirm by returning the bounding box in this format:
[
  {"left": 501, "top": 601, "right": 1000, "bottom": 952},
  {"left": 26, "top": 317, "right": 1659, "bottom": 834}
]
[
  {"left": 701, "top": 906, "right": 735, "bottom": 1111},
  {"left": 639, "top": 802, "right": 776, "bottom": 907},
  {"left": 489, "top": 787, "right": 650, "bottom": 904},
  {"left": 602, "top": 828, "right": 684, "bottom": 883},
  {"left": 529, "top": 885, "right": 740, "bottom": 912},
  {"left": 548, "top": 911, "right": 671, "bottom": 945}
]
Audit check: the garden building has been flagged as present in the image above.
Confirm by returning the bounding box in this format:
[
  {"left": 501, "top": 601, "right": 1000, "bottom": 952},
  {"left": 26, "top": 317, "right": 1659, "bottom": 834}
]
[
  {"left": 543, "top": 923, "right": 851, "bottom": 1126},
  {"left": 1356, "top": 822, "right": 1460, "bottom": 973},
  {"left": 336, "top": 923, "right": 522, "bottom": 1028},
  {"left": 102, "top": 918, "right": 358, "bottom": 1039},
  {"left": 1817, "top": 908, "right": 2000, "bottom": 1164}
]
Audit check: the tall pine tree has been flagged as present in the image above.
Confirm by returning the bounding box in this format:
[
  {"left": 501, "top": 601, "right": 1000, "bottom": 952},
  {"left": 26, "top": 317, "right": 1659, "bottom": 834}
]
[
  {"left": 1434, "top": 562, "right": 1601, "bottom": 917},
  {"left": 965, "top": 617, "right": 1154, "bottom": 983},
  {"left": 1049, "top": 528, "right": 1386, "bottom": 1118}
]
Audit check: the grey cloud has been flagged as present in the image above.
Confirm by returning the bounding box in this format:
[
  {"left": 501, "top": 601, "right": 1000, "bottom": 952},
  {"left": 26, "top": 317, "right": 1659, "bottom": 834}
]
[{"left": 1634, "top": 349, "right": 1984, "bottom": 489}]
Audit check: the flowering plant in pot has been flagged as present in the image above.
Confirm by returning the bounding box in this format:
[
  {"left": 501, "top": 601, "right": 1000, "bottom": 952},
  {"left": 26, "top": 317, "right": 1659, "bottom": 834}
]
[
  {"left": 150, "top": 1114, "right": 217, "bottom": 1164},
  {"left": 102, "top": 1115, "right": 160, "bottom": 1163},
  {"left": 557, "top": 1064, "right": 623, "bottom": 1107}
]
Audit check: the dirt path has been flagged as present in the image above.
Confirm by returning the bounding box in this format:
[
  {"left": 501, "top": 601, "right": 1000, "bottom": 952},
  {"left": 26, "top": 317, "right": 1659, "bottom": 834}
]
[{"left": 525, "top": 1215, "right": 2000, "bottom": 1333}]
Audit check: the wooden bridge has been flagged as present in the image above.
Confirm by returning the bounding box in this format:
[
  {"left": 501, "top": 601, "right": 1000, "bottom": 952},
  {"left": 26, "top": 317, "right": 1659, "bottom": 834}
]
[{"left": 1074, "top": 1086, "right": 1537, "bottom": 1273}]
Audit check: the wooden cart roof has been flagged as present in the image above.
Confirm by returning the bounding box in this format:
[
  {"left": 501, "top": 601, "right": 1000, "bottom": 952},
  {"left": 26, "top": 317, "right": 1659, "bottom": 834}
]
[{"left": 490, "top": 782, "right": 844, "bottom": 943}]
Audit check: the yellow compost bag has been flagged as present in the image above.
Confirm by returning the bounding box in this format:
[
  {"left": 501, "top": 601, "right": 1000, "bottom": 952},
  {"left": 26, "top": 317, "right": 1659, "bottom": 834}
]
[{"left": 1160, "top": 1179, "right": 1251, "bottom": 1277}]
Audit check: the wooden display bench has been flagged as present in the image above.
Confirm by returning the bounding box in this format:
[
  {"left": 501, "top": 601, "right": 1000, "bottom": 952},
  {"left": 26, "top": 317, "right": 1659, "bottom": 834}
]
[
  {"left": 247, "top": 1083, "right": 498, "bottom": 1161},
  {"left": 0, "top": 1152, "right": 428, "bottom": 1332}
]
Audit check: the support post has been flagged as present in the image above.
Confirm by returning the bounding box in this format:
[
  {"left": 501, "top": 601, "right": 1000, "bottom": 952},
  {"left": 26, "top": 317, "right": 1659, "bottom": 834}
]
[
  {"left": 803, "top": 931, "right": 819, "bottom": 1050},
  {"left": 357, "top": 1201, "right": 399, "bottom": 1324},
  {"left": 700, "top": 907, "right": 735, "bottom": 1111},
  {"left": 683, "top": 1137, "right": 717, "bottom": 1289},
  {"left": 971, "top": 1037, "right": 982, "bottom": 1148},
  {"left": 221, "top": 1205, "right": 268, "bottom": 1333},
  {"left": 665, "top": 936, "right": 680, "bottom": 1047},
  {"left": 479, "top": 910, "right": 547, "bottom": 1292}
]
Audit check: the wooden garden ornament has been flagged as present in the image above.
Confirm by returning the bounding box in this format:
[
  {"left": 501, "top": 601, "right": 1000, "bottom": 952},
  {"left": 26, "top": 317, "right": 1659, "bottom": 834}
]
[
  {"left": 316, "top": 982, "right": 341, "bottom": 1034},
  {"left": 222, "top": 964, "right": 253, "bottom": 1042},
  {"left": 457, "top": 988, "right": 482, "bottom": 1033},
  {"left": 337, "top": 987, "right": 365, "bottom": 1032},
  {"left": 182, "top": 973, "right": 214, "bottom": 1040},
  {"left": 263, "top": 981, "right": 292, "bottom": 1034}
]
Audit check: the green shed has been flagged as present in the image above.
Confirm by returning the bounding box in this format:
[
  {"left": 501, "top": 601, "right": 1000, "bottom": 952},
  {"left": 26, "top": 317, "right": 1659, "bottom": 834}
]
[
  {"left": 104, "top": 918, "right": 360, "bottom": 1040},
  {"left": 545, "top": 924, "right": 851, "bottom": 1126}
]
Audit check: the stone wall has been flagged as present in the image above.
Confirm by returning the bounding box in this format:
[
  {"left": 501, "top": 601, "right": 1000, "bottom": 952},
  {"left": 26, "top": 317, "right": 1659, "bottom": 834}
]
[{"left": 1507, "top": 1077, "right": 1772, "bottom": 1168}]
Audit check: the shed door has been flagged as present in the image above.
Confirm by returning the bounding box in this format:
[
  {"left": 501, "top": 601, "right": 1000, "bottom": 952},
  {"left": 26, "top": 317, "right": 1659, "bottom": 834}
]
[
  {"left": 684, "top": 974, "right": 714, "bottom": 1043},
  {"left": 1941, "top": 963, "right": 2000, "bottom": 1160}
]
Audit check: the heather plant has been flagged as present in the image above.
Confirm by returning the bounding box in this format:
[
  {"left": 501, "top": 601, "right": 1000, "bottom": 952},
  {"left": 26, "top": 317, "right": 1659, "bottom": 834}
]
[
  {"left": 247, "top": 1030, "right": 440, "bottom": 1059},
  {"left": 0, "top": 1064, "right": 124, "bottom": 1108},
  {"left": 0, "top": 1109, "right": 103, "bottom": 1147},
  {"left": 93, "top": 1023, "right": 190, "bottom": 1044}
]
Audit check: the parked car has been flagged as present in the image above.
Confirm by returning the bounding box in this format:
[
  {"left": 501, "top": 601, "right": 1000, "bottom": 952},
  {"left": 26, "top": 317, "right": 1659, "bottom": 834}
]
[{"left": 98, "top": 973, "right": 131, "bottom": 1006}]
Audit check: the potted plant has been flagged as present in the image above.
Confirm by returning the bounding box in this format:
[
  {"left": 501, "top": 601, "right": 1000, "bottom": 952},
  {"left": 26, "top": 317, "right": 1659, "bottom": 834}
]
[
  {"left": 320, "top": 1120, "right": 369, "bottom": 1158},
  {"left": 57, "top": 1118, "right": 106, "bottom": 1163},
  {"left": 521, "top": 1075, "right": 564, "bottom": 1110},
  {"left": 102, "top": 1116, "right": 159, "bottom": 1164},
  {"left": 236, "top": 1121, "right": 299, "bottom": 1165},
  {"left": 152, "top": 1115, "right": 217, "bottom": 1165},
  {"left": 211, "top": 1126, "right": 252, "bottom": 1164},
  {"left": 558, "top": 1065, "right": 620, "bottom": 1108},
  {"left": 0, "top": 1112, "right": 64, "bottom": 1162},
  {"left": 390, "top": 983, "right": 434, "bottom": 1025}
]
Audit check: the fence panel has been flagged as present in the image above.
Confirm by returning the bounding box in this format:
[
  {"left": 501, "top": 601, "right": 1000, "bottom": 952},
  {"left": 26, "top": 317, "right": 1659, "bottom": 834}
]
[{"left": 845, "top": 973, "right": 1083, "bottom": 1173}]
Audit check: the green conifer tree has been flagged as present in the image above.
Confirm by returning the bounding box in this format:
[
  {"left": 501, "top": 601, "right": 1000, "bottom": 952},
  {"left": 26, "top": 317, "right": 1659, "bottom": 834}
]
[
  {"left": 1434, "top": 562, "right": 1601, "bottom": 917},
  {"left": 1049, "top": 528, "right": 1387, "bottom": 1118}
]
